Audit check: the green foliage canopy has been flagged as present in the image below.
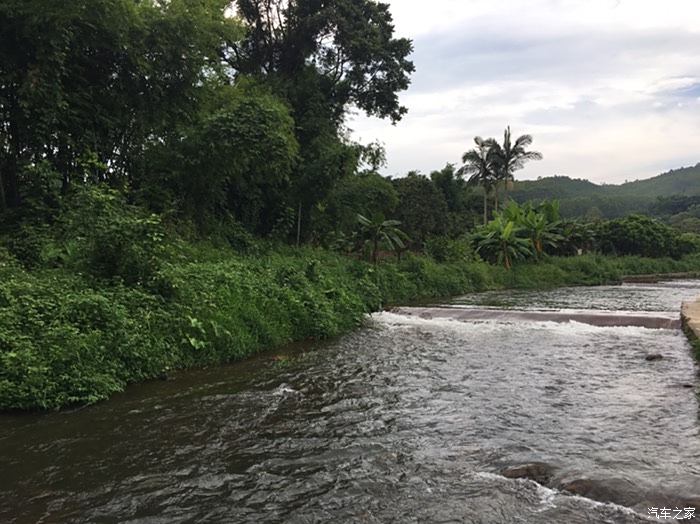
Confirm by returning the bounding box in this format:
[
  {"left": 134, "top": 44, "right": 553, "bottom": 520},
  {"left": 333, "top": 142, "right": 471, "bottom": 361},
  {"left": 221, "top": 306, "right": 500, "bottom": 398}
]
[
  {"left": 0, "top": 0, "right": 240, "bottom": 208},
  {"left": 393, "top": 173, "right": 449, "bottom": 247}
]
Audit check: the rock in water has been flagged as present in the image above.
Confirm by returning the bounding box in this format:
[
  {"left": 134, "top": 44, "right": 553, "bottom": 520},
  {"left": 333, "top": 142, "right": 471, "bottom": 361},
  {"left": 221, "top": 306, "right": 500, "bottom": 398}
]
[
  {"left": 558, "top": 477, "right": 641, "bottom": 507},
  {"left": 645, "top": 354, "right": 664, "bottom": 361},
  {"left": 501, "top": 463, "right": 554, "bottom": 485}
]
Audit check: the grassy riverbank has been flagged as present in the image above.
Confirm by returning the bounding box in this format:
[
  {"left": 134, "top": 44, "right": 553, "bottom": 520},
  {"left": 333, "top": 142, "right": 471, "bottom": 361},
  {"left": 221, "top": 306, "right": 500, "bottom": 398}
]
[{"left": 3, "top": 222, "right": 700, "bottom": 411}]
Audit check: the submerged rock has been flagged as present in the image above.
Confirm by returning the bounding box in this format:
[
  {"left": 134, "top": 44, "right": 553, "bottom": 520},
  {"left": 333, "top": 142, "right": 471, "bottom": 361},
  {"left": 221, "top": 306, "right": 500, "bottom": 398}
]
[
  {"left": 501, "top": 462, "right": 554, "bottom": 485},
  {"left": 645, "top": 354, "right": 664, "bottom": 361},
  {"left": 557, "top": 477, "right": 642, "bottom": 507}
]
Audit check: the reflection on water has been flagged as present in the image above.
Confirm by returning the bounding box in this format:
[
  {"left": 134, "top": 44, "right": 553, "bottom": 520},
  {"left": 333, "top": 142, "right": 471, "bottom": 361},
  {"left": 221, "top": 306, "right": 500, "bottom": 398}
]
[{"left": 1, "top": 282, "right": 699, "bottom": 523}]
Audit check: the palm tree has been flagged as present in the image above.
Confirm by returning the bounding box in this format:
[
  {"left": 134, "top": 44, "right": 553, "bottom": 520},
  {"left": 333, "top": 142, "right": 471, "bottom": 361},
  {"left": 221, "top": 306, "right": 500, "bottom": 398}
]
[
  {"left": 357, "top": 213, "right": 409, "bottom": 265},
  {"left": 490, "top": 126, "right": 543, "bottom": 207},
  {"left": 458, "top": 136, "right": 498, "bottom": 225}
]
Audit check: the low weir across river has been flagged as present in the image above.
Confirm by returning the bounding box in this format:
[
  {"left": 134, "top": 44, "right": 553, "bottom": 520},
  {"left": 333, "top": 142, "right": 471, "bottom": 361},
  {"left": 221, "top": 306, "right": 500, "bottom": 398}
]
[
  {"left": 2, "top": 281, "right": 700, "bottom": 522},
  {"left": 392, "top": 306, "right": 682, "bottom": 330}
]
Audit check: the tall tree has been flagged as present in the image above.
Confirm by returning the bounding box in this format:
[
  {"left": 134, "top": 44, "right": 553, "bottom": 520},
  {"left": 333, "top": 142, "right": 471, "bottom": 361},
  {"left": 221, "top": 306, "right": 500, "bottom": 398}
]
[
  {"left": 393, "top": 172, "right": 449, "bottom": 247},
  {"left": 315, "top": 171, "right": 398, "bottom": 241},
  {"left": 142, "top": 82, "right": 299, "bottom": 232},
  {"left": 230, "top": 0, "right": 414, "bottom": 241},
  {"left": 232, "top": 0, "right": 414, "bottom": 122},
  {"left": 458, "top": 137, "right": 498, "bottom": 225},
  {"left": 490, "top": 126, "right": 543, "bottom": 207},
  {"left": 431, "top": 163, "right": 481, "bottom": 235},
  {"left": 431, "top": 164, "right": 464, "bottom": 213},
  {"left": 0, "top": 0, "right": 238, "bottom": 210}
]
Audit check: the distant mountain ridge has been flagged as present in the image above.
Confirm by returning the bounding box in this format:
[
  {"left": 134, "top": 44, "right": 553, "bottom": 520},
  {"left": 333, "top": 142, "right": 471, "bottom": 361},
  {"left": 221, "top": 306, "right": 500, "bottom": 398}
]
[
  {"left": 612, "top": 163, "right": 700, "bottom": 197},
  {"left": 510, "top": 163, "right": 700, "bottom": 218}
]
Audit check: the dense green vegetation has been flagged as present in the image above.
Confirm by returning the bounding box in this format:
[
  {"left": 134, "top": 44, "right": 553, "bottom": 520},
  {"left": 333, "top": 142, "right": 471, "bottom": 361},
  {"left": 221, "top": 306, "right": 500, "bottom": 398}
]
[
  {"left": 2, "top": 1, "right": 700, "bottom": 410},
  {"left": 471, "top": 201, "right": 700, "bottom": 265},
  {"left": 3, "top": 190, "right": 700, "bottom": 410}
]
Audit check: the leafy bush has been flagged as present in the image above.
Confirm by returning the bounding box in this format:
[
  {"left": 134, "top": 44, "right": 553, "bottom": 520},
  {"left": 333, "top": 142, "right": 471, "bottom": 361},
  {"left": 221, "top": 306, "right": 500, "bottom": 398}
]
[
  {"left": 57, "top": 188, "right": 167, "bottom": 286},
  {"left": 2, "top": 223, "right": 55, "bottom": 268},
  {"left": 425, "top": 235, "right": 478, "bottom": 263},
  {"left": 0, "top": 264, "right": 176, "bottom": 410},
  {"left": 472, "top": 217, "right": 533, "bottom": 269},
  {"left": 676, "top": 233, "right": 700, "bottom": 257},
  {"left": 597, "top": 214, "right": 687, "bottom": 259}
]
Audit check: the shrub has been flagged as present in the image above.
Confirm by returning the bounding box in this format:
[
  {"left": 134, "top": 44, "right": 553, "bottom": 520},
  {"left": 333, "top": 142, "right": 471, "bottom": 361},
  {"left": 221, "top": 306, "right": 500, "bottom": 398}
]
[
  {"left": 425, "top": 235, "right": 478, "bottom": 263},
  {"left": 597, "top": 215, "right": 684, "bottom": 259},
  {"left": 0, "top": 264, "right": 176, "bottom": 410},
  {"left": 58, "top": 188, "right": 167, "bottom": 286},
  {"left": 676, "top": 233, "right": 700, "bottom": 257}
]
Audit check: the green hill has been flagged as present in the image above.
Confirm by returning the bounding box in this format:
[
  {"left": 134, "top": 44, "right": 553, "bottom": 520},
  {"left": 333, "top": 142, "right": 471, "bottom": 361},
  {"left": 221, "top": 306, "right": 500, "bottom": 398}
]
[
  {"left": 614, "top": 164, "right": 700, "bottom": 197},
  {"left": 510, "top": 163, "right": 700, "bottom": 219},
  {"left": 510, "top": 175, "right": 602, "bottom": 201}
]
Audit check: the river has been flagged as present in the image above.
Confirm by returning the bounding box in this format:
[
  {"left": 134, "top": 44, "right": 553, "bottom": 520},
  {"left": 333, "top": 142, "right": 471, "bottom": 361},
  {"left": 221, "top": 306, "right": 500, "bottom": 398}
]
[{"left": 2, "top": 281, "right": 700, "bottom": 523}]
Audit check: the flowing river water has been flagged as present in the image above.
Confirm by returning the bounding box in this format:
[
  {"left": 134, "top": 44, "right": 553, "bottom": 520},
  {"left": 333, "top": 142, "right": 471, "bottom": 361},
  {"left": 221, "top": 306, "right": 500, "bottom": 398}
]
[{"left": 2, "top": 281, "right": 700, "bottom": 523}]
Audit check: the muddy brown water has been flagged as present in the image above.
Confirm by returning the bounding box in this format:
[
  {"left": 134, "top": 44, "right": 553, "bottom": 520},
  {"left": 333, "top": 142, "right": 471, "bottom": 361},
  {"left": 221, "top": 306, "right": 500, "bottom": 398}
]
[{"left": 2, "top": 281, "right": 700, "bottom": 523}]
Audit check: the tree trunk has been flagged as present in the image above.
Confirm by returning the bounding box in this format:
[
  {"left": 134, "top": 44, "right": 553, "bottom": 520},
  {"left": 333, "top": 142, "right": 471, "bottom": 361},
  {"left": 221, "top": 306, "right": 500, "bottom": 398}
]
[
  {"left": 3, "top": 116, "right": 22, "bottom": 208},
  {"left": 373, "top": 237, "right": 379, "bottom": 265},
  {"left": 0, "top": 168, "right": 6, "bottom": 213},
  {"left": 3, "top": 101, "right": 22, "bottom": 209},
  {"left": 296, "top": 201, "right": 302, "bottom": 247},
  {"left": 3, "top": 155, "right": 20, "bottom": 208},
  {"left": 483, "top": 191, "right": 488, "bottom": 225},
  {"left": 494, "top": 184, "right": 500, "bottom": 214},
  {"left": 501, "top": 241, "right": 511, "bottom": 270}
]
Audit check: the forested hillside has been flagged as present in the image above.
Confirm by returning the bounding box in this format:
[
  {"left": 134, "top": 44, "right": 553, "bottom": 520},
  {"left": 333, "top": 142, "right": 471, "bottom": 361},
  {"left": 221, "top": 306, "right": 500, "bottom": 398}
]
[
  {"left": 618, "top": 164, "right": 700, "bottom": 197},
  {"left": 510, "top": 164, "right": 700, "bottom": 221}
]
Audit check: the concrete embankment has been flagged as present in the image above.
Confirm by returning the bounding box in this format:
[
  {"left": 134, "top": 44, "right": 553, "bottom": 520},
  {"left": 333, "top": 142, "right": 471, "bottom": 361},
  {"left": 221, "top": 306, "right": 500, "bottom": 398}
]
[
  {"left": 623, "top": 272, "right": 700, "bottom": 284},
  {"left": 681, "top": 298, "right": 700, "bottom": 352}
]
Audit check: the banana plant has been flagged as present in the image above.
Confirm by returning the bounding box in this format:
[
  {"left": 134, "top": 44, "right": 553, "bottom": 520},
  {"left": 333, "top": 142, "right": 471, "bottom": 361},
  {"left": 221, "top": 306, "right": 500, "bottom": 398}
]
[
  {"left": 473, "top": 217, "right": 533, "bottom": 269},
  {"left": 357, "top": 213, "right": 409, "bottom": 265},
  {"left": 520, "top": 209, "right": 564, "bottom": 258}
]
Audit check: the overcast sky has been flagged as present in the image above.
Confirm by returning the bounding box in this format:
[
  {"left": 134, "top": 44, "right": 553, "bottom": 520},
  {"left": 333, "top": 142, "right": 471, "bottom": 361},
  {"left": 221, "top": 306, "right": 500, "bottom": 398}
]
[{"left": 348, "top": 0, "right": 700, "bottom": 184}]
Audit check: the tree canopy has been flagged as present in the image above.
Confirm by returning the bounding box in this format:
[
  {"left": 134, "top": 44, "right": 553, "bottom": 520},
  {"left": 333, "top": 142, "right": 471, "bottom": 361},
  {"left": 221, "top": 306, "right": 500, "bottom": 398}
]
[
  {"left": 2, "top": 0, "right": 696, "bottom": 266},
  {"left": 0, "top": 0, "right": 241, "bottom": 208},
  {"left": 232, "top": 0, "right": 414, "bottom": 122},
  {"left": 0, "top": 0, "right": 414, "bottom": 237}
]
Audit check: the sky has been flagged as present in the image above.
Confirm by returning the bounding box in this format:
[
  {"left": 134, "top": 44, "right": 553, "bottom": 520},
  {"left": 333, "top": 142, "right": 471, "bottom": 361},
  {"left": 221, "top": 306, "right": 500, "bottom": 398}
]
[{"left": 348, "top": 0, "right": 700, "bottom": 184}]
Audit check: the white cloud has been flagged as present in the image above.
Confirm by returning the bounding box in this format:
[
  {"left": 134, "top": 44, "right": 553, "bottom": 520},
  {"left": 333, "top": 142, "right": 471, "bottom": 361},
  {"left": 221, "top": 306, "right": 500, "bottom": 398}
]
[
  {"left": 388, "top": 0, "right": 700, "bottom": 37},
  {"left": 350, "top": 0, "right": 700, "bottom": 183}
]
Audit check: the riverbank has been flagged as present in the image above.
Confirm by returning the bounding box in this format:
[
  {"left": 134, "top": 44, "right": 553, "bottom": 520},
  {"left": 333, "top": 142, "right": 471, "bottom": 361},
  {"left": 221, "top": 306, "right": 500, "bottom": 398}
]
[
  {"left": 682, "top": 297, "right": 700, "bottom": 359},
  {"left": 3, "top": 234, "right": 700, "bottom": 410},
  {"left": 623, "top": 272, "right": 700, "bottom": 283}
]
